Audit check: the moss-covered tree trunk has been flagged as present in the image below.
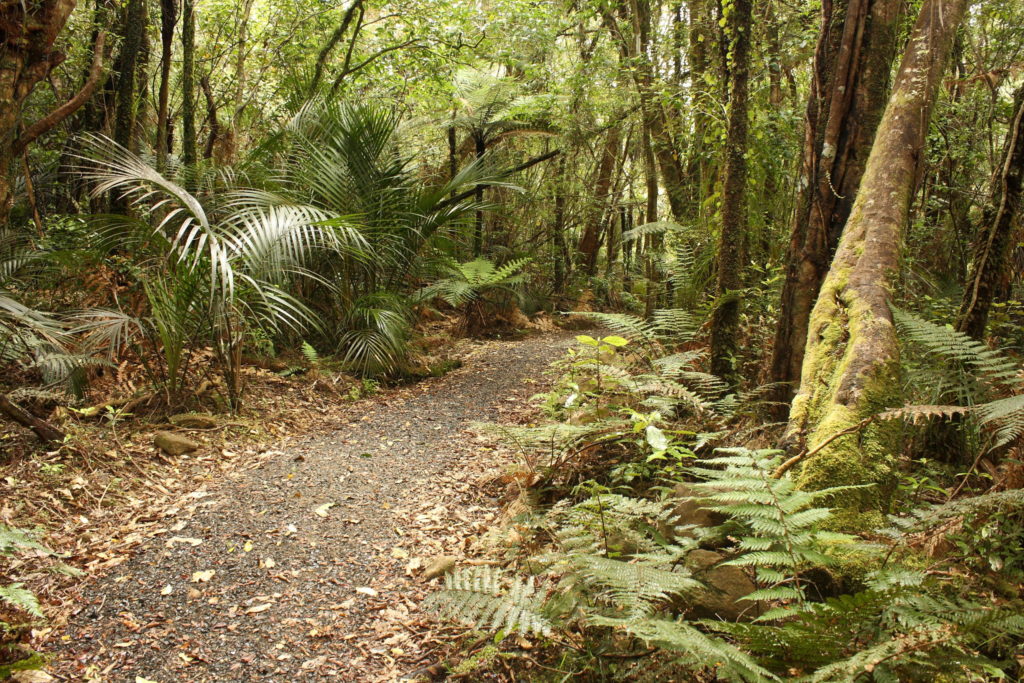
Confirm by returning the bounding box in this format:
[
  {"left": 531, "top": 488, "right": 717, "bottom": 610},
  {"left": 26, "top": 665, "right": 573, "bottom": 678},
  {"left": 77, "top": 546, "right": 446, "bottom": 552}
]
[
  {"left": 708, "top": 0, "right": 752, "bottom": 382},
  {"left": 181, "top": 0, "right": 198, "bottom": 167},
  {"left": 768, "top": 0, "right": 901, "bottom": 413},
  {"left": 784, "top": 0, "right": 968, "bottom": 519}
]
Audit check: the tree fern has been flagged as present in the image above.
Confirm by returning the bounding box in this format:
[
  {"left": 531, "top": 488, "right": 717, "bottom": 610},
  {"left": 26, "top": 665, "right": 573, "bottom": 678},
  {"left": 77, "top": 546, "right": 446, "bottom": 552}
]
[{"left": 425, "top": 566, "right": 554, "bottom": 637}]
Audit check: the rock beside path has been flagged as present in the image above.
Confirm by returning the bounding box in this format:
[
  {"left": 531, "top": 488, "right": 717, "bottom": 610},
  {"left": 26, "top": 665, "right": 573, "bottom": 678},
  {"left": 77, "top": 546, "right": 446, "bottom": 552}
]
[{"left": 154, "top": 430, "right": 199, "bottom": 455}]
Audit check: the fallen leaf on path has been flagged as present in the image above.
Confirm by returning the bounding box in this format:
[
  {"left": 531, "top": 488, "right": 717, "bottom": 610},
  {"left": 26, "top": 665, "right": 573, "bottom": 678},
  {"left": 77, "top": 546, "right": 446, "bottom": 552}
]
[
  {"left": 355, "top": 586, "right": 378, "bottom": 597},
  {"left": 246, "top": 603, "right": 272, "bottom": 614},
  {"left": 314, "top": 503, "right": 335, "bottom": 517},
  {"left": 191, "top": 570, "right": 216, "bottom": 583},
  {"left": 160, "top": 584, "right": 173, "bottom": 595},
  {"left": 166, "top": 536, "right": 203, "bottom": 547}
]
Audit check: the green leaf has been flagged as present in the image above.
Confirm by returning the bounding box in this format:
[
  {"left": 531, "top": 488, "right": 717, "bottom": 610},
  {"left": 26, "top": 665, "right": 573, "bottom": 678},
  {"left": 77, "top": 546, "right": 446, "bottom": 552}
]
[
  {"left": 646, "top": 425, "right": 669, "bottom": 452},
  {"left": 601, "top": 335, "right": 629, "bottom": 347},
  {"left": 575, "top": 335, "right": 598, "bottom": 346}
]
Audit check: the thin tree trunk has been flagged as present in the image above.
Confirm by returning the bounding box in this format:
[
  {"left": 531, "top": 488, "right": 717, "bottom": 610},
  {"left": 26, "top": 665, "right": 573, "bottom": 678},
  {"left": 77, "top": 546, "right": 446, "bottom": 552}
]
[
  {"left": 228, "top": 0, "right": 254, "bottom": 162},
  {"left": 768, "top": 0, "right": 901, "bottom": 412},
  {"left": 113, "top": 0, "right": 146, "bottom": 150},
  {"left": 641, "top": 125, "right": 659, "bottom": 317},
  {"left": 956, "top": 87, "right": 1024, "bottom": 339},
  {"left": 552, "top": 155, "right": 568, "bottom": 297},
  {"left": 708, "top": 0, "right": 752, "bottom": 382},
  {"left": 685, "top": 0, "right": 717, "bottom": 220},
  {"left": 200, "top": 74, "right": 220, "bottom": 160},
  {"left": 784, "top": 0, "right": 969, "bottom": 517},
  {"left": 578, "top": 128, "right": 621, "bottom": 275},
  {"left": 473, "top": 135, "right": 486, "bottom": 256},
  {"left": 156, "top": 0, "right": 177, "bottom": 168},
  {"left": 181, "top": 0, "right": 198, "bottom": 167}
]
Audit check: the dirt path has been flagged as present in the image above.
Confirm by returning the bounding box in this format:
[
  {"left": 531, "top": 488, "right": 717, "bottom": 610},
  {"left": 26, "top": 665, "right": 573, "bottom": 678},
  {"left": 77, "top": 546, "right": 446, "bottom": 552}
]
[{"left": 51, "top": 332, "right": 574, "bottom": 682}]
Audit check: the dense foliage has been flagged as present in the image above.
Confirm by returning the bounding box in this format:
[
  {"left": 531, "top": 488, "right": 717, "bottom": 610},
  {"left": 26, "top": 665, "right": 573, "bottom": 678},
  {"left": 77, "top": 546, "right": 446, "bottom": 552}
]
[{"left": 1, "top": 0, "right": 1023, "bottom": 678}]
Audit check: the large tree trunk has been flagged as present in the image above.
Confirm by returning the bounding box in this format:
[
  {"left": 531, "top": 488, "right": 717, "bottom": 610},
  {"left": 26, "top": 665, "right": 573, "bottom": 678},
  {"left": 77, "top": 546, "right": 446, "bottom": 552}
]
[
  {"left": 956, "top": 86, "right": 1024, "bottom": 339},
  {"left": 784, "top": 0, "right": 968, "bottom": 519},
  {"left": 768, "top": 0, "right": 901, "bottom": 412},
  {"left": 707, "top": 0, "right": 752, "bottom": 382},
  {"left": 0, "top": 0, "right": 79, "bottom": 221}
]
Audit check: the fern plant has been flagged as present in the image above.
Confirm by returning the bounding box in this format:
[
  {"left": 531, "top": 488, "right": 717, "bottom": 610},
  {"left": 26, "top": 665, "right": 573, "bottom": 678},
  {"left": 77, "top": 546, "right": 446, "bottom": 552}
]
[
  {"left": 688, "top": 448, "right": 862, "bottom": 620},
  {"left": 0, "top": 525, "right": 52, "bottom": 620},
  {"left": 424, "top": 566, "right": 554, "bottom": 637},
  {"left": 417, "top": 257, "right": 531, "bottom": 335},
  {"left": 889, "top": 308, "right": 1024, "bottom": 453}
]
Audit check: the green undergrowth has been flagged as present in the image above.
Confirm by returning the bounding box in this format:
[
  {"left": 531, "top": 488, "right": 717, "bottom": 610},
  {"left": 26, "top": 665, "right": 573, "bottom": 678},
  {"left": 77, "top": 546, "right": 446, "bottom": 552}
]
[{"left": 423, "top": 310, "right": 1024, "bottom": 681}]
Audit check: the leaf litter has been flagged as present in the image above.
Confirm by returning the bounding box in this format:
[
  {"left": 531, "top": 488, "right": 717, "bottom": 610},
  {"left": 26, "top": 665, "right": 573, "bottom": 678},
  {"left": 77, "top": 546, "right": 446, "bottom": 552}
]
[{"left": 45, "top": 333, "right": 576, "bottom": 681}]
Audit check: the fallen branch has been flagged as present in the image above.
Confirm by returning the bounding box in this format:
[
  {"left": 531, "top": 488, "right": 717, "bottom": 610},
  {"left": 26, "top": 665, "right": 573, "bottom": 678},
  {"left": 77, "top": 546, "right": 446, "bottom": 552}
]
[
  {"left": 0, "top": 392, "right": 66, "bottom": 444},
  {"left": 772, "top": 416, "right": 875, "bottom": 479}
]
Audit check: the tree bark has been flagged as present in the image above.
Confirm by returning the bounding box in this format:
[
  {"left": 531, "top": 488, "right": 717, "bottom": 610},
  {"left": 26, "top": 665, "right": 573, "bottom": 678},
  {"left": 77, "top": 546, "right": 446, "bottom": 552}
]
[
  {"left": 768, "top": 0, "right": 901, "bottom": 412},
  {"left": 552, "top": 155, "right": 568, "bottom": 297},
  {"left": 784, "top": 0, "right": 969, "bottom": 518},
  {"left": 956, "top": 86, "right": 1024, "bottom": 339},
  {"left": 578, "top": 128, "right": 621, "bottom": 275},
  {"left": 0, "top": 0, "right": 79, "bottom": 221},
  {"left": 156, "top": 0, "right": 177, "bottom": 168},
  {"left": 708, "top": 0, "right": 752, "bottom": 382},
  {"left": 112, "top": 0, "right": 146, "bottom": 150},
  {"left": 181, "top": 0, "right": 198, "bottom": 167},
  {"left": 200, "top": 73, "right": 220, "bottom": 160},
  {"left": 472, "top": 134, "right": 486, "bottom": 256}
]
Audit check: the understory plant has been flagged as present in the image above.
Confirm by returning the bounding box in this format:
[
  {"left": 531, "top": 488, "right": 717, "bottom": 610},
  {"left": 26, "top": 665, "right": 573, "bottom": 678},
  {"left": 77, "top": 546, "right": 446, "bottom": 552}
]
[
  {"left": 417, "top": 257, "right": 531, "bottom": 335},
  {"left": 427, "top": 314, "right": 1024, "bottom": 681}
]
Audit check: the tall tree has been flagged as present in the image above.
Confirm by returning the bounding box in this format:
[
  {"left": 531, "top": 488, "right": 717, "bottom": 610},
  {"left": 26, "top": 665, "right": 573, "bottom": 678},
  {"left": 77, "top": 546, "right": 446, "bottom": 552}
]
[
  {"left": 768, "top": 0, "right": 901, "bottom": 410},
  {"left": 578, "top": 128, "right": 621, "bottom": 275},
  {"left": 784, "top": 0, "right": 969, "bottom": 517},
  {"left": 956, "top": 86, "right": 1024, "bottom": 339},
  {"left": 708, "top": 0, "right": 752, "bottom": 382},
  {"left": 112, "top": 0, "right": 147, "bottom": 150},
  {"left": 0, "top": 0, "right": 106, "bottom": 222},
  {"left": 156, "top": 0, "right": 177, "bottom": 167},
  {"left": 181, "top": 0, "right": 198, "bottom": 167}
]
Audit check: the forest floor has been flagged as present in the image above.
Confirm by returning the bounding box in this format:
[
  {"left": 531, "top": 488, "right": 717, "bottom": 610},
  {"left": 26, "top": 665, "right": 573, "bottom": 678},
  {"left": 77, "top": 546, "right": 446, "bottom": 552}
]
[{"left": 42, "top": 331, "right": 576, "bottom": 682}]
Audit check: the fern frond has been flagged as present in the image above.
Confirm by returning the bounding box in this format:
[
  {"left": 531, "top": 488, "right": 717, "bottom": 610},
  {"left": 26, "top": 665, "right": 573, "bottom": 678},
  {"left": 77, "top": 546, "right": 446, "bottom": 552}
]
[
  {"left": 0, "top": 582, "right": 44, "bottom": 618},
  {"left": 590, "top": 615, "right": 777, "bottom": 682},
  {"left": 425, "top": 566, "right": 553, "bottom": 636},
  {"left": 570, "top": 555, "right": 700, "bottom": 618}
]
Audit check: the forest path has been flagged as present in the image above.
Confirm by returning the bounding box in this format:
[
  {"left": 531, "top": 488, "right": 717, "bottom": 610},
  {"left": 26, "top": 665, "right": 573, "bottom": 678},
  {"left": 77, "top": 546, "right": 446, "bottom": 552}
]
[{"left": 52, "top": 332, "right": 575, "bottom": 682}]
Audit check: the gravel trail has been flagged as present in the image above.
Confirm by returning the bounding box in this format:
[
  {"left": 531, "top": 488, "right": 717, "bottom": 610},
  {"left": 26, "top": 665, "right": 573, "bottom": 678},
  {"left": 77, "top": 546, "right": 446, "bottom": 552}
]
[{"left": 52, "top": 332, "right": 574, "bottom": 682}]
